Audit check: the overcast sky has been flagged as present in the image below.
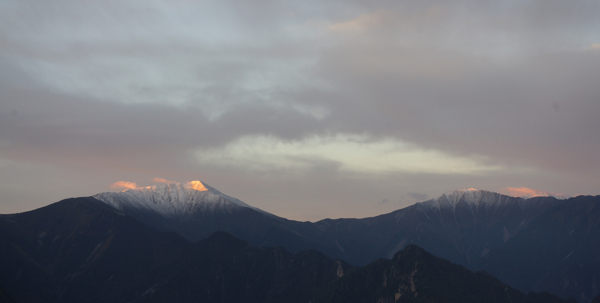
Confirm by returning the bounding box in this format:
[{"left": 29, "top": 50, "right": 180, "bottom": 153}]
[{"left": 1, "top": 0, "right": 599, "bottom": 221}]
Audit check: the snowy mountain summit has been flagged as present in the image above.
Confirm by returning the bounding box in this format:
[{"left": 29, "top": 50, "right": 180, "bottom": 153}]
[
  {"left": 94, "top": 181, "right": 267, "bottom": 217},
  {"left": 418, "top": 188, "right": 568, "bottom": 212},
  {"left": 93, "top": 181, "right": 274, "bottom": 242},
  {"left": 416, "top": 188, "right": 526, "bottom": 214}
]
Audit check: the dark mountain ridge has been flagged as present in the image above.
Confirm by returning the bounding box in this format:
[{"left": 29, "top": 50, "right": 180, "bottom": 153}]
[
  {"left": 0, "top": 199, "right": 575, "bottom": 302},
  {"left": 315, "top": 191, "right": 600, "bottom": 302},
  {"left": 312, "top": 190, "right": 567, "bottom": 266},
  {"left": 0, "top": 197, "right": 189, "bottom": 303},
  {"left": 2, "top": 185, "right": 599, "bottom": 302}
]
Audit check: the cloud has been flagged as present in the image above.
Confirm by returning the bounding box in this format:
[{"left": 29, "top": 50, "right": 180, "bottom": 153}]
[
  {"left": 110, "top": 181, "right": 138, "bottom": 190},
  {"left": 153, "top": 178, "right": 177, "bottom": 184},
  {"left": 0, "top": 0, "right": 599, "bottom": 220},
  {"left": 194, "top": 134, "right": 505, "bottom": 175},
  {"left": 327, "top": 10, "right": 394, "bottom": 34},
  {"left": 499, "top": 187, "right": 568, "bottom": 199}
]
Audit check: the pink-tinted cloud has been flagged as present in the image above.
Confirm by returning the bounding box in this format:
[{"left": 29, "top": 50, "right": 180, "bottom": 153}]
[
  {"left": 110, "top": 181, "right": 138, "bottom": 190},
  {"left": 499, "top": 187, "right": 568, "bottom": 199},
  {"left": 153, "top": 178, "right": 177, "bottom": 184}
]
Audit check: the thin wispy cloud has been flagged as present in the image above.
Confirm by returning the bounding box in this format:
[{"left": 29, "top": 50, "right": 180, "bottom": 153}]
[
  {"left": 153, "top": 178, "right": 177, "bottom": 184},
  {"left": 110, "top": 181, "right": 138, "bottom": 191},
  {"left": 499, "top": 187, "right": 569, "bottom": 199}
]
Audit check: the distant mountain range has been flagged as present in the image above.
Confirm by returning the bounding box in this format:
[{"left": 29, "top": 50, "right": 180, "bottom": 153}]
[
  {"left": 1, "top": 181, "right": 599, "bottom": 302},
  {"left": 0, "top": 198, "right": 575, "bottom": 303}
]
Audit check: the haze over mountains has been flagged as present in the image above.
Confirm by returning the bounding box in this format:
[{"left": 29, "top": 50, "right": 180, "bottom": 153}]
[{"left": 1, "top": 181, "right": 599, "bottom": 302}]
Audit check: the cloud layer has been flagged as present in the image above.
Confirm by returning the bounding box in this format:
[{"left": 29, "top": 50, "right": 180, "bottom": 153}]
[{"left": 1, "top": 0, "right": 599, "bottom": 220}]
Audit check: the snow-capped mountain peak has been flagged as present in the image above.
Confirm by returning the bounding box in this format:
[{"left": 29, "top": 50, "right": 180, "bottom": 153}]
[
  {"left": 417, "top": 189, "right": 523, "bottom": 213},
  {"left": 92, "top": 181, "right": 276, "bottom": 242},
  {"left": 94, "top": 181, "right": 268, "bottom": 217},
  {"left": 187, "top": 180, "right": 208, "bottom": 191}
]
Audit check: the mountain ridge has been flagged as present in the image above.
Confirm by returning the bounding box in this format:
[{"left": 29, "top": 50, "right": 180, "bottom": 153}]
[
  {"left": 0, "top": 198, "right": 574, "bottom": 303},
  {"left": 2, "top": 183, "right": 598, "bottom": 302}
]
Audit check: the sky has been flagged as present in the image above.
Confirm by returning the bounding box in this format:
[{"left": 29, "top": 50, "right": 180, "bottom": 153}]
[{"left": 1, "top": 0, "right": 599, "bottom": 221}]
